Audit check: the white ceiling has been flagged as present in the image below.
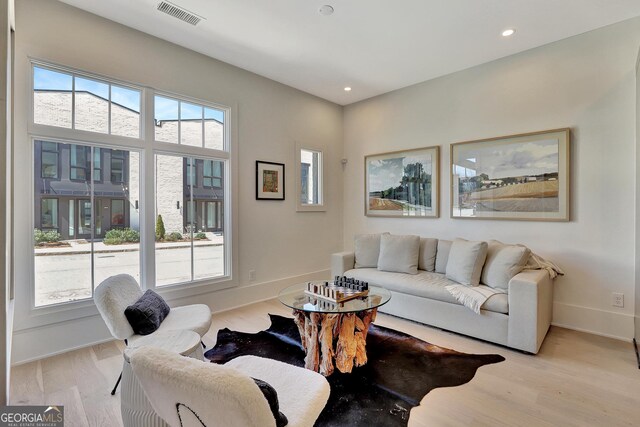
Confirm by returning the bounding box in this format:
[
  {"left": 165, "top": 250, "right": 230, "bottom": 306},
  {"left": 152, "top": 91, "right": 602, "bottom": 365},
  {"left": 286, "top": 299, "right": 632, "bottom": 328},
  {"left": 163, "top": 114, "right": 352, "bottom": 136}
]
[{"left": 59, "top": 0, "right": 640, "bottom": 105}]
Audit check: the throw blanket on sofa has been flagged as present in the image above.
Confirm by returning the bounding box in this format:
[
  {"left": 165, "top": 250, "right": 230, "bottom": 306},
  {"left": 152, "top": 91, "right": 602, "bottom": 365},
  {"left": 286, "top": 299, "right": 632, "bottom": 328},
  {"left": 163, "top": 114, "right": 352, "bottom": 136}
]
[{"left": 446, "top": 253, "right": 564, "bottom": 314}]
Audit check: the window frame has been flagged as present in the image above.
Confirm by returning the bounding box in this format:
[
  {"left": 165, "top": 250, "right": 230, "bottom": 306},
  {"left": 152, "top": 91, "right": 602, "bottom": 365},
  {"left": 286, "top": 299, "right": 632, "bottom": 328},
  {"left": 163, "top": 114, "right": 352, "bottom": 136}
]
[
  {"left": 24, "top": 60, "right": 235, "bottom": 320},
  {"left": 295, "top": 142, "right": 326, "bottom": 212},
  {"left": 69, "top": 144, "right": 89, "bottom": 182},
  {"left": 40, "top": 141, "right": 60, "bottom": 179},
  {"left": 32, "top": 62, "right": 143, "bottom": 140}
]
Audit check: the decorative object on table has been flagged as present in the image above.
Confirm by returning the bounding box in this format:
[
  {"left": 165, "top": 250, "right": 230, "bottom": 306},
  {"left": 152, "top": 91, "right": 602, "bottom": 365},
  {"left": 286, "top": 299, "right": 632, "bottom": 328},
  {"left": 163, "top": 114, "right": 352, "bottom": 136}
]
[
  {"left": 256, "top": 160, "right": 285, "bottom": 200},
  {"left": 206, "top": 314, "right": 504, "bottom": 427},
  {"left": 365, "top": 146, "right": 439, "bottom": 218},
  {"left": 450, "top": 128, "right": 570, "bottom": 221},
  {"left": 304, "top": 276, "right": 369, "bottom": 303}
]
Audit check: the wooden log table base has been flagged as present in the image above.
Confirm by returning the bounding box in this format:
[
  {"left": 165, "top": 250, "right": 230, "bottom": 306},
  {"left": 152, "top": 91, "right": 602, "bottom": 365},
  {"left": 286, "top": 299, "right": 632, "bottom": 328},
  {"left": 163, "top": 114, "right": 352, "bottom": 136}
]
[{"left": 293, "top": 308, "right": 377, "bottom": 376}]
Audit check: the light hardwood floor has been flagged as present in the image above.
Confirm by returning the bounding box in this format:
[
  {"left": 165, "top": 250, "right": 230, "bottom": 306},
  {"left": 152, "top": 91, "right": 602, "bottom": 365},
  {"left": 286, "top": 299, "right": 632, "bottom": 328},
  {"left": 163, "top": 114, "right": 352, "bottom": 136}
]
[{"left": 10, "top": 299, "right": 640, "bottom": 426}]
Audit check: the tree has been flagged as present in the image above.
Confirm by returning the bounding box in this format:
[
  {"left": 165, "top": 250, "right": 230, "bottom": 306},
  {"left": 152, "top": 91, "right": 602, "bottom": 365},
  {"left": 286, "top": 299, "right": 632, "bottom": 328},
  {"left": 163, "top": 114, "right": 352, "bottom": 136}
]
[{"left": 156, "top": 214, "right": 166, "bottom": 240}]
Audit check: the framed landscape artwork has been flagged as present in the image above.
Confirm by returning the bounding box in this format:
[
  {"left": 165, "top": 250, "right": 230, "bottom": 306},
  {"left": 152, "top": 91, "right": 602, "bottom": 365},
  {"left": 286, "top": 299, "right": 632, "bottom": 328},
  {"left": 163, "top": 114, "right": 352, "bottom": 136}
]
[
  {"left": 450, "top": 128, "right": 570, "bottom": 221},
  {"left": 256, "top": 161, "right": 285, "bottom": 200},
  {"left": 365, "top": 146, "right": 439, "bottom": 218}
]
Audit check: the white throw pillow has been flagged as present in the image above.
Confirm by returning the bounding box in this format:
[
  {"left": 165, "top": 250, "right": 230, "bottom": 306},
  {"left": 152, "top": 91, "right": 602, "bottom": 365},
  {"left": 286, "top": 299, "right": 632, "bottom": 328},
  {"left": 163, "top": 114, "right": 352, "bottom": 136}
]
[
  {"left": 434, "top": 240, "right": 452, "bottom": 274},
  {"left": 377, "top": 234, "right": 420, "bottom": 275},
  {"left": 445, "top": 238, "right": 488, "bottom": 286},
  {"left": 354, "top": 233, "right": 389, "bottom": 268},
  {"left": 418, "top": 238, "right": 438, "bottom": 272},
  {"left": 481, "top": 240, "right": 531, "bottom": 291}
]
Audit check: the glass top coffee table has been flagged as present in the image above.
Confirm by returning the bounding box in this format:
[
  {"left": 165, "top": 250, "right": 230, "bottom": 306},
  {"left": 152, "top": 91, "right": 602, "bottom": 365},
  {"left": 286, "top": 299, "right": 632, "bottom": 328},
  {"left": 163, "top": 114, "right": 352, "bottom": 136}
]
[{"left": 278, "top": 282, "right": 391, "bottom": 376}]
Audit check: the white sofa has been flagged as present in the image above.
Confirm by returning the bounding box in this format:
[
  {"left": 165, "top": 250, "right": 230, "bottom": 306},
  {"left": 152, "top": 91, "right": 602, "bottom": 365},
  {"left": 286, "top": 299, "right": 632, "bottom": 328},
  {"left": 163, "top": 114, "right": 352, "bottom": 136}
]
[{"left": 331, "top": 235, "right": 554, "bottom": 354}]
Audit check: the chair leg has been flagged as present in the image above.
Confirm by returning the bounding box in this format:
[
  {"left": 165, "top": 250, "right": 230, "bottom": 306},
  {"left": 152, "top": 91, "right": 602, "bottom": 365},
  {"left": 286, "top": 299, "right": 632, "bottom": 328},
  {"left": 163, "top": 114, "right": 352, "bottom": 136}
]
[
  {"left": 201, "top": 341, "right": 206, "bottom": 349},
  {"left": 111, "top": 372, "right": 122, "bottom": 396}
]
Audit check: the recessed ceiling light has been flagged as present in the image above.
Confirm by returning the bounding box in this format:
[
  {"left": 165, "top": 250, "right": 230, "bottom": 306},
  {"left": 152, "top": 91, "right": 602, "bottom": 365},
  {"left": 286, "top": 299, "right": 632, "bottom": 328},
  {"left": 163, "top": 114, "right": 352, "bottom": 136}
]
[
  {"left": 502, "top": 28, "right": 516, "bottom": 37},
  {"left": 344, "top": 87, "right": 352, "bottom": 92},
  {"left": 319, "top": 5, "right": 334, "bottom": 16}
]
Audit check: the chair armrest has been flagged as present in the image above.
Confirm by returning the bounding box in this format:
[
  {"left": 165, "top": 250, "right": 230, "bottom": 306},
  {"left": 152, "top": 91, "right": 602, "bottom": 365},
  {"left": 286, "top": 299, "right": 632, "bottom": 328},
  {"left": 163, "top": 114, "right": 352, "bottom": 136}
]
[
  {"left": 507, "top": 269, "right": 553, "bottom": 353},
  {"left": 331, "top": 252, "right": 355, "bottom": 277}
]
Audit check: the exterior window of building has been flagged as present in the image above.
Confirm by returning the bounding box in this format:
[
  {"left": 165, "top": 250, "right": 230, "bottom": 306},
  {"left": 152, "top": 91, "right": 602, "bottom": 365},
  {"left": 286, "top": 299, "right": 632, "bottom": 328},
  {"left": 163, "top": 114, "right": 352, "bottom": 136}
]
[
  {"left": 93, "top": 148, "right": 102, "bottom": 182},
  {"left": 41, "top": 199, "right": 58, "bottom": 229},
  {"left": 111, "top": 199, "right": 125, "bottom": 226},
  {"left": 203, "top": 160, "right": 223, "bottom": 188},
  {"left": 186, "top": 158, "right": 197, "bottom": 187},
  {"left": 154, "top": 95, "right": 225, "bottom": 150},
  {"left": 111, "top": 150, "right": 125, "bottom": 183},
  {"left": 41, "top": 141, "right": 59, "bottom": 179},
  {"left": 34, "top": 140, "right": 141, "bottom": 307},
  {"left": 30, "top": 62, "right": 230, "bottom": 310},
  {"left": 33, "top": 65, "right": 141, "bottom": 138},
  {"left": 70, "top": 145, "right": 88, "bottom": 180},
  {"left": 155, "top": 155, "right": 226, "bottom": 286}
]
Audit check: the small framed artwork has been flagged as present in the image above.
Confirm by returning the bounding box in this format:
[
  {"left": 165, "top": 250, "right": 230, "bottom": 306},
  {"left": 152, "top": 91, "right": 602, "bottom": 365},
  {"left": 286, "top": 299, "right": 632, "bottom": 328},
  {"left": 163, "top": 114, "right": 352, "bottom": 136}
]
[
  {"left": 450, "top": 128, "right": 570, "bottom": 221},
  {"left": 365, "top": 146, "right": 439, "bottom": 218},
  {"left": 256, "top": 161, "right": 285, "bottom": 200}
]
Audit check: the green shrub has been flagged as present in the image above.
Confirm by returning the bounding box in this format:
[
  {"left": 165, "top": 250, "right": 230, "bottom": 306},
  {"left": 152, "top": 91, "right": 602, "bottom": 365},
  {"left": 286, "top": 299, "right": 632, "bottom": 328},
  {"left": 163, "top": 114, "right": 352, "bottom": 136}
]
[
  {"left": 34, "top": 229, "right": 61, "bottom": 244},
  {"left": 195, "top": 232, "right": 207, "bottom": 240},
  {"left": 156, "top": 214, "right": 166, "bottom": 240},
  {"left": 165, "top": 232, "right": 183, "bottom": 242},
  {"left": 104, "top": 228, "right": 140, "bottom": 245}
]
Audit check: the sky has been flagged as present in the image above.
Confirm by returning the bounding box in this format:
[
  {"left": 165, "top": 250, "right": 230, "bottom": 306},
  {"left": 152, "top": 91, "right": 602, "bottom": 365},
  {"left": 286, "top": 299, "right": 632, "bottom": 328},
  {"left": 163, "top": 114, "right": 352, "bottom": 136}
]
[
  {"left": 458, "top": 139, "right": 559, "bottom": 179},
  {"left": 34, "top": 66, "right": 224, "bottom": 122},
  {"left": 368, "top": 153, "right": 432, "bottom": 192}
]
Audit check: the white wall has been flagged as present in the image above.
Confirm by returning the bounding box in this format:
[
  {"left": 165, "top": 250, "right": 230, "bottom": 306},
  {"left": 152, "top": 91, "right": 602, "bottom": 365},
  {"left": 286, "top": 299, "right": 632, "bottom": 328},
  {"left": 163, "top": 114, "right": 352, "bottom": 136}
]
[
  {"left": 12, "top": 0, "right": 343, "bottom": 363},
  {"left": 343, "top": 17, "right": 640, "bottom": 340}
]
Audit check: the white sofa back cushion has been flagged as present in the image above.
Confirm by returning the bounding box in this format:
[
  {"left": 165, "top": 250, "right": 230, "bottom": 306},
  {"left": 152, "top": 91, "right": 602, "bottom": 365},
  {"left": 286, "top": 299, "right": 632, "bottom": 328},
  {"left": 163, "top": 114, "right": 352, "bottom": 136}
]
[
  {"left": 354, "top": 233, "right": 389, "bottom": 268},
  {"left": 378, "top": 234, "right": 420, "bottom": 274},
  {"left": 418, "top": 238, "right": 438, "bottom": 272},
  {"left": 481, "top": 240, "right": 531, "bottom": 291},
  {"left": 435, "top": 240, "right": 452, "bottom": 274},
  {"left": 446, "top": 238, "right": 488, "bottom": 286}
]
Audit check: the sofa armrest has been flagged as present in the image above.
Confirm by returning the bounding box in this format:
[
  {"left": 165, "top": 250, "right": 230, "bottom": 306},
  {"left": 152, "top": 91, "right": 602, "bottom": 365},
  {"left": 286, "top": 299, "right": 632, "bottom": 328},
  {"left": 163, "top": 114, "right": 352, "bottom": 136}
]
[
  {"left": 507, "top": 269, "right": 553, "bottom": 354},
  {"left": 331, "top": 252, "right": 355, "bottom": 277}
]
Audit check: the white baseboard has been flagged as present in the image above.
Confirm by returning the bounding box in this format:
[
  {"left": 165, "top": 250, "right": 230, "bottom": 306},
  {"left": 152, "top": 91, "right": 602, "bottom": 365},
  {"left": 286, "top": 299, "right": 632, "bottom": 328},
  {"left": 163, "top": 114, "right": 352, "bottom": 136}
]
[
  {"left": 11, "top": 269, "right": 330, "bottom": 366},
  {"left": 552, "top": 301, "right": 634, "bottom": 342}
]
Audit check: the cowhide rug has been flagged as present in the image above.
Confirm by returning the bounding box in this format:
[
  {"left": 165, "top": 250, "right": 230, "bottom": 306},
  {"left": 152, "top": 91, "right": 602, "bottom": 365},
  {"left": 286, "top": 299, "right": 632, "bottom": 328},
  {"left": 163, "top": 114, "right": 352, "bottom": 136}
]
[{"left": 205, "top": 314, "right": 504, "bottom": 427}]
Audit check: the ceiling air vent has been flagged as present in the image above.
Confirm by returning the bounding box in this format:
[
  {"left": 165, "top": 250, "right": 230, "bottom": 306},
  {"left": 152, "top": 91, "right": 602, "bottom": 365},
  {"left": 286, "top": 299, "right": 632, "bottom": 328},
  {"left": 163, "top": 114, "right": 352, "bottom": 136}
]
[{"left": 157, "top": 1, "right": 203, "bottom": 26}]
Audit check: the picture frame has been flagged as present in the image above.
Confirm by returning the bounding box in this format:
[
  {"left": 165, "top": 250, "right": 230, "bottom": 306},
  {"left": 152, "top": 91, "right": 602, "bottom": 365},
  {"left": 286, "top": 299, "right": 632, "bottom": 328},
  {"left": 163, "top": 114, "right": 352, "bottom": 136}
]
[
  {"left": 364, "top": 146, "right": 439, "bottom": 218},
  {"left": 256, "top": 161, "right": 285, "bottom": 200},
  {"left": 450, "top": 128, "right": 570, "bottom": 221}
]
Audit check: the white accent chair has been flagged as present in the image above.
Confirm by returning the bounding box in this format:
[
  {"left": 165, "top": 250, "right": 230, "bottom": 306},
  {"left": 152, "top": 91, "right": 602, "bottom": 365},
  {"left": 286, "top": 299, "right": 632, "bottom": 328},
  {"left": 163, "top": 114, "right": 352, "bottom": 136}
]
[
  {"left": 130, "top": 347, "right": 331, "bottom": 427},
  {"left": 94, "top": 274, "right": 213, "bottom": 394}
]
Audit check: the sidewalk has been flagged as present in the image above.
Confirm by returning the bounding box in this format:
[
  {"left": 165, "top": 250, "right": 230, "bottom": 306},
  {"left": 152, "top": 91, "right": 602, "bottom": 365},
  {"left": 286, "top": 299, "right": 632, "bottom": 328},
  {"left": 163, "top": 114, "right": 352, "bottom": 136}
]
[{"left": 35, "top": 234, "right": 224, "bottom": 256}]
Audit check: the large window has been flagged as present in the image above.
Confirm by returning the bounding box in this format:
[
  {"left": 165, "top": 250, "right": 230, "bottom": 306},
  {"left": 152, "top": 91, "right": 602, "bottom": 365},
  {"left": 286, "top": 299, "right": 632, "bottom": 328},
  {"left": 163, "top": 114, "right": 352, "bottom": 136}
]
[
  {"left": 154, "top": 95, "right": 225, "bottom": 150},
  {"left": 31, "top": 62, "right": 231, "bottom": 308},
  {"left": 34, "top": 140, "right": 141, "bottom": 306},
  {"left": 34, "top": 65, "right": 141, "bottom": 138}
]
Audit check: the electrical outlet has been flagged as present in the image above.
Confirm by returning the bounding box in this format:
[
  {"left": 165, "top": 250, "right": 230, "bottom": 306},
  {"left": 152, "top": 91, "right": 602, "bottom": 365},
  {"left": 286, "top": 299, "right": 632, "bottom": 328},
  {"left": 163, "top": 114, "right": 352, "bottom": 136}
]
[
  {"left": 612, "top": 292, "right": 624, "bottom": 308},
  {"left": 249, "top": 270, "right": 256, "bottom": 282}
]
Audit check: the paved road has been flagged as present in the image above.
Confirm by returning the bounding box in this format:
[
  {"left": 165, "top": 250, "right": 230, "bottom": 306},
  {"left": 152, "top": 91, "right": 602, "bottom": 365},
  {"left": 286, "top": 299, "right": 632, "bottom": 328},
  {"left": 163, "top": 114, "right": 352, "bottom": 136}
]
[{"left": 35, "top": 245, "right": 224, "bottom": 307}]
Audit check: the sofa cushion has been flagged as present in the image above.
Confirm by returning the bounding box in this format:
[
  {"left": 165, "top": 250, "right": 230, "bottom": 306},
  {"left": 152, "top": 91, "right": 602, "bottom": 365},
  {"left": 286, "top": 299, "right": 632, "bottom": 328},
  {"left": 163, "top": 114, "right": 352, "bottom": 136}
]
[
  {"left": 378, "top": 234, "right": 420, "bottom": 274},
  {"left": 446, "top": 239, "right": 488, "bottom": 286},
  {"left": 344, "top": 268, "right": 508, "bottom": 314},
  {"left": 434, "top": 240, "right": 452, "bottom": 274},
  {"left": 481, "top": 240, "right": 531, "bottom": 291},
  {"left": 418, "top": 238, "right": 438, "bottom": 272},
  {"left": 354, "top": 233, "right": 389, "bottom": 268}
]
